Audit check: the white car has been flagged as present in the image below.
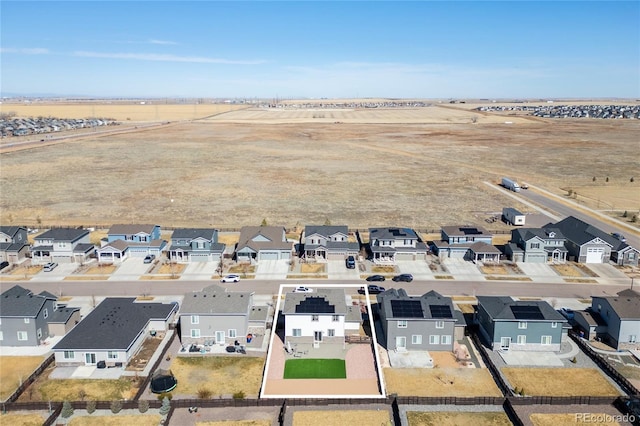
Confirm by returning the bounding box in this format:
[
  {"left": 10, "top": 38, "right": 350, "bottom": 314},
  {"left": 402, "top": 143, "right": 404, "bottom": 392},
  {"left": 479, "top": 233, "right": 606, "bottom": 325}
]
[
  {"left": 43, "top": 262, "right": 58, "bottom": 272},
  {"left": 292, "top": 286, "right": 313, "bottom": 293},
  {"left": 220, "top": 274, "right": 240, "bottom": 283}
]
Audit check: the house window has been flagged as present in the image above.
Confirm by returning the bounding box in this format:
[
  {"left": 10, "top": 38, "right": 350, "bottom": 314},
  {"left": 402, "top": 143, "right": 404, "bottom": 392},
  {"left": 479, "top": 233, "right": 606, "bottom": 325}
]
[
  {"left": 629, "top": 335, "right": 637, "bottom": 343},
  {"left": 629, "top": 252, "right": 636, "bottom": 260},
  {"left": 17, "top": 331, "right": 28, "bottom": 341},
  {"left": 531, "top": 243, "right": 540, "bottom": 249},
  {"left": 429, "top": 335, "right": 440, "bottom": 345},
  {"left": 197, "top": 241, "right": 205, "bottom": 249},
  {"left": 24, "top": 318, "right": 30, "bottom": 324},
  {"left": 517, "top": 335, "right": 527, "bottom": 345},
  {"left": 435, "top": 321, "right": 445, "bottom": 329},
  {"left": 228, "top": 329, "right": 237, "bottom": 338},
  {"left": 551, "top": 322, "right": 558, "bottom": 328},
  {"left": 332, "top": 315, "right": 340, "bottom": 322},
  {"left": 37, "top": 328, "right": 42, "bottom": 339},
  {"left": 292, "top": 329, "right": 302, "bottom": 337},
  {"left": 397, "top": 320, "right": 408, "bottom": 328},
  {"left": 57, "top": 242, "right": 65, "bottom": 248},
  {"left": 63, "top": 351, "right": 74, "bottom": 359},
  {"left": 43, "top": 309, "right": 49, "bottom": 319},
  {"left": 191, "top": 329, "right": 201, "bottom": 338},
  {"left": 191, "top": 315, "right": 199, "bottom": 324},
  {"left": 107, "top": 351, "right": 118, "bottom": 359},
  {"left": 412, "top": 335, "right": 422, "bottom": 345},
  {"left": 441, "top": 335, "right": 452, "bottom": 345},
  {"left": 311, "top": 315, "right": 319, "bottom": 322},
  {"left": 0, "top": 331, "right": 3, "bottom": 341},
  {"left": 328, "top": 329, "right": 335, "bottom": 337},
  {"left": 541, "top": 335, "right": 552, "bottom": 345},
  {"left": 518, "top": 322, "right": 527, "bottom": 329}
]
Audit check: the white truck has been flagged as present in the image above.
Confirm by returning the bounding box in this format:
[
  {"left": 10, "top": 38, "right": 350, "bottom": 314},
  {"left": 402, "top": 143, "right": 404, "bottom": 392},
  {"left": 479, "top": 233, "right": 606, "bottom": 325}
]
[
  {"left": 501, "top": 177, "right": 521, "bottom": 192},
  {"left": 502, "top": 207, "right": 526, "bottom": 226}
]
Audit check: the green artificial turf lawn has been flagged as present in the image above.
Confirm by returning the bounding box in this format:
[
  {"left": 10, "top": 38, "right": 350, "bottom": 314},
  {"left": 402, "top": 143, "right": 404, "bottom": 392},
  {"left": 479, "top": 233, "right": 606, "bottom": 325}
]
[{"left": 283, "top": 359, "right": 347, "bottom": 379}]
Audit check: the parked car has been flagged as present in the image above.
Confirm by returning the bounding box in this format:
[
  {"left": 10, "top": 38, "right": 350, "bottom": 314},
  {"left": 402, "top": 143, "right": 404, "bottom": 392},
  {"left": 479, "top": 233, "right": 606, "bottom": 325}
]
[
  {"left": 559, "top": 307, "right": 575, "bottom": 320},
  {"left": 293, "top": 286, "right": 313, "bottom": 293},
  {"left": 220, "top": 274, "right": 240, "bottom": 283},
  {"left": 366, "top": 275, "right": 385, "bottom": 282},
  {"left": 611, "top": 232, "right": 627, "bottom": 243},
  {"left": 0, "top": 261, "right": 9, "bottom": 271},
  {"left": 143, "top": 254, "right": 156, "bottom": 264},
  {"left": 345, "top": 255, "right": 356, "bottom": 269},
  {"left": 43, "top": 262, "right": 58, "bottom": 272},
  {"left": 358, "top": 285, "right": 386, "bottom": 295},
  {"left": 392, "top": 273, "right": 414, "bottom": 282}
]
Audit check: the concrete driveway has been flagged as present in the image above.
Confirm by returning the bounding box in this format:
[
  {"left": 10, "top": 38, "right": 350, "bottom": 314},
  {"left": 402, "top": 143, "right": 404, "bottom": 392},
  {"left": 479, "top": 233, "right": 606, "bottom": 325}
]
[
  {"left": 181, "top": 261, "right": 217, "bottom": 280},
  {"left": 109, "top": 258, "right": 151, "bottom": 281},
  {"left": 586, "top": 263, "right": 629, "bottom": 279},
  {"left": 31, "top": 263, "right": 77, "bottom": 282},
  {"left": 396, "top": 261, "right": 433, "bottom": 279},
  {"left": 442, "top": 258, "right": 482, "bottom": 277},
  {"left": 255, "top": 259, "right": 289, "bottom": 280},
  {"left": 516, "top": 262, "right": 564, "bottom": 282},
  {"left": 327, "top": 260, "right": 360, "bottom": 280},
  {"left": 498, "top": 350, "right": 563, "bottom": 366}
]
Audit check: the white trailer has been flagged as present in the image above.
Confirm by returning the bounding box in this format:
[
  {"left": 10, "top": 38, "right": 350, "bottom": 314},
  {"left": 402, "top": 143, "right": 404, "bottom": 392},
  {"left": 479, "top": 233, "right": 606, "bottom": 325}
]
[
  {"left": 503, "top": 208, "right": 526, "bottom": 226},
  {"left": 501, "top": 177, "right": 521, "bottom": 192}
]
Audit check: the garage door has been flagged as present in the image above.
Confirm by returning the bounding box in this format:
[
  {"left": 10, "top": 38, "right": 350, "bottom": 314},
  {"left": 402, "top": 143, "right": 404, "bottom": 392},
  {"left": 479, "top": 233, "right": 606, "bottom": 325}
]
[
  {"left": 259, "top": 251, "right": 279, "bottom": 260},
  {"left": 395, "top": 253, "right": 414, "bottom": 261},
  {"left": 586, "top": 247, "right": 604, "bottom": 263},
  {"left": 128, "top": 248, "right": 148, "bottom": 257},
  {"left": 281, "top": 251, "right": 291, "bottom": 260},
  {"left": 526, "top": 254, "right": 546, "bottom": 263},
  {"left": 52, "top": 255, "right": 73, "bottom": 263},
  {"left": 190, "top": 254, "right": 209, "bottom": 262}
]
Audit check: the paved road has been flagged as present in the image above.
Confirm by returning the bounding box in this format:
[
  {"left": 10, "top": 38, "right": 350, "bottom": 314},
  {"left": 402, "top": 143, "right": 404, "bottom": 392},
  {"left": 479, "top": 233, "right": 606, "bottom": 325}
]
[{"left": 0, "top": 279, "right": 629, "bottom": 299}]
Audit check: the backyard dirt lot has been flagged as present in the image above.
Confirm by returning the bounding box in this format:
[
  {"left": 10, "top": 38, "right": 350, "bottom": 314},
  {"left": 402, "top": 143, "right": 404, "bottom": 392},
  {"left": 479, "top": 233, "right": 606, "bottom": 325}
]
[
  {"left": 406, "top": 411, "right": 512, "bottom": 426},
  {"left": 292, "top": 410, "right": 390, "bottom": 426},
  {"left": 1, "top": 104, "right": 638, "bottom": 229},
  {"left": 383, "top": 367, "right": 502, "bottom": 397},
  {"left": 0, "top": 413, "right": 47, "bottom": 425},
  {"left": 501, "top": 367, "right": 621, "bottom": 397},
  {"left": 68, "top": 414, "right": 162, "bottom": 426},
  {"left": 529, "top": 413, "right": 620, "bottom": 426},
  {"left": 0, "top": 355, "right": 45, "bottom": 400}
]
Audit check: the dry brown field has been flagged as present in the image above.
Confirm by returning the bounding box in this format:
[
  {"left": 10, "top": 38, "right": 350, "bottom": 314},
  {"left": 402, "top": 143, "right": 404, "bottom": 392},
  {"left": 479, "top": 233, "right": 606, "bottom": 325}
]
[
  {"left": 0, "top": 413, "right": 47, "bottom": 426},
  {"left": 407, "top": 411, "right": 512, "bottom": 426},
  {"left": 502, "top": 367, "right": 621, "bottom": 397},
  {"left": 529, "top": 413, "right": 620, "bottom": 426},
  {"left": 0, "top": 356, "right": 45, "bottom": 400},
  {"left": 68, "top": 414, "right": 162, "bottom": 426},
  {"left": 383, "top": 367, "right": 502, "bottom": 397},
  {"left": 292, "top": 410, "right": 390, "bottom": 426},
  {"left": 1, "top": 103, "right": 638, "bottom": 229}
]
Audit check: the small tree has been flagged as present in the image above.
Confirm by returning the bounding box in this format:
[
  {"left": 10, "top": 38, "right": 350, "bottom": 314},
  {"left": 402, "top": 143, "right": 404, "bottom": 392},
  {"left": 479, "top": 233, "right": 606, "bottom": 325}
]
[
  {"left": 78, "top": 388, "right": 87, "bottom": 401},
  {"left": 566, "top": 189, "right": 574, "bottom": 197},
  {"left": 631, "top": 177, "right": 635, "bottom": 183},
  {"left": 623, "top": 210, "right": 628, "bottom": 218},
  {"left": 232, "top": 390, "right": 245, "bottom": 400},
  {"left": 86, "top": 400, "right": 96, "bottom": 414},
  {"left": 61, "top": 400, "right": 74, "bottom": 418},
  {"left": 260, "top": 218, "right": 268, "bottom": 226},
  {"left": 592, "top": 176, "right": 596, "bottom": 182},
  {"left": 197, "top": 387, "right": 212, "bottom": 399},
  {"left": 159, "top": 396, "right": 171, "bottom": 415},
  {"left": 605, "top": 176, "right": 609, "bottom": 182},
  {"left": 632, "top": 215, "right": 638, "bottom": 223},
  {"left": 138, "top": 399, "right": 149, "bottom": 413},
  {"left": 110, "top": 399, "right": 122, "bottom": 414},
  {"left": 323, "top": 217, "right": 331, "bottom": 226}
]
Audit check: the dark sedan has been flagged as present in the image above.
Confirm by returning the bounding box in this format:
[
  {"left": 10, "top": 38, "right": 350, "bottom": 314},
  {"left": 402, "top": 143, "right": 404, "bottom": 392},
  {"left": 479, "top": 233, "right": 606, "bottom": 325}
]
[
  {"left": 365, "top": 274, "right": 386, "bottom": 282},
  {"left": 392, "top": 273, "right": 414, "bottom": 282},
  {"left": 358, "top": 285, "right": 386, "bottom": 295}
]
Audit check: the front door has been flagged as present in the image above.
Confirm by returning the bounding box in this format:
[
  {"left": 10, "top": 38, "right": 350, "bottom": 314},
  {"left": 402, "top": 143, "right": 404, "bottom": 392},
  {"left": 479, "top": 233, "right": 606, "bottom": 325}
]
[
  {"left": 500, "top": 337, "right": 511, "bottom": 350},
  {"left": 314, "top": 331, "right": 323, "bottom": 342},
  {"left": 396, "top": 336, "right": 407, "bottom": 350},
  {"left": 85, "top": 353, "right": 96, "bottom": 365}
]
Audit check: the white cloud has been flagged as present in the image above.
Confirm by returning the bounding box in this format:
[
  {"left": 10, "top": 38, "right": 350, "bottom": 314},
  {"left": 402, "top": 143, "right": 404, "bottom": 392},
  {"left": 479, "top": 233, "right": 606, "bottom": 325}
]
[
  {"left": 0, "top": 47, "right": 50, "bottom": 55},
  {"left": 148, "top": 39, "right": 178, "bottom": 45},
  {"left": 72, "top": 51, "right": 266, "bottom": 65}
]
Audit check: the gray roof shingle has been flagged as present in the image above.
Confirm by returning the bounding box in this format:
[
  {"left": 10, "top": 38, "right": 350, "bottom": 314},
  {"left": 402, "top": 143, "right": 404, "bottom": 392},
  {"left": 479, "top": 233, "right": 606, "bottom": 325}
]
[
  {"left": 35, "top": 228, "right": 89, "bottom": 242},
  {"left": 477, "top": 296, "right": 566, "bottom": 321},
  {"left": 0, "top": 285, "right": 55, "bottom": 317},
  {"left": 283, "top": 288, "right": 347, "bottom": 315},
  {"left": 180, "top": 285, "right": 252, "bottom": 315}
]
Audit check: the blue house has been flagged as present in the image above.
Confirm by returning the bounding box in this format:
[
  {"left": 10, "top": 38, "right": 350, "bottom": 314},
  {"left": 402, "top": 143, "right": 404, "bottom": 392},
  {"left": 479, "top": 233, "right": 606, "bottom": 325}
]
[
  {"left": 432, "top": 225, "right": 499, "bottom": 262},
  {"left": 97, "top": 224, "right": 165, "bottom": 262}
]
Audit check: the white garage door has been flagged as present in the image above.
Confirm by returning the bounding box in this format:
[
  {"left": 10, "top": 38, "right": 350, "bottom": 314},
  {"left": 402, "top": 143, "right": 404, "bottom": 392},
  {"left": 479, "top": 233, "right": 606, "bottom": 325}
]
[
  {"left": 586, "top": 247, "right": 604, "bottom": 263},
  {"left": 259, "top": 251, "right": 279, "bottom": 260},
  {"left": 395, "top": 253, "right": 414, "bottom": 261},
  {"left": 281, "top": 251, "right": 291, "bottom": 260},
  {"left": 190, "top": 254, "right": 209, "bottom": 262},
  {"left": 128, "top": 248, "right": 148, "bottom": 257}
]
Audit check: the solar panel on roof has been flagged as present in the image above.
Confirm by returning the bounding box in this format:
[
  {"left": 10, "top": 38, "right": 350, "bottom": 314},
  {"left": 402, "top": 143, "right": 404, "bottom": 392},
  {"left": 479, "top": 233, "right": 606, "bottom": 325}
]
[
  {"left": 429, "top": 304, "right": 452, "bottom": 318},
  {"left": 510, "top": 305, "right": 544, "bottom": 320},
  {"left": 295, "top": 297, "right": 335, "bottom": 314},
  {"left": 391, "top": 300, "right": 423, "bottom": 318}
]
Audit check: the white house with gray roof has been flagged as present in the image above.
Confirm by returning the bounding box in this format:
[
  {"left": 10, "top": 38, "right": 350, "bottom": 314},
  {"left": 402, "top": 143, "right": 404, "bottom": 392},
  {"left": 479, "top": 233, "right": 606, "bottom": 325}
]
[
  {"left": 236, "top": 226, "right": 292, "bottom": 262},
  {"left": 179, "top": 285, "right": 254, "bottom": 346},
  {"left": 0, "top": 226, "right": 29, "bottom": 264},
  {"left": 168, "top": 228, "right": 225, "bottom": 263},
  {"left": 368, "top": 227, "right": 428, "bottom": 263},
  {"left": 31, "top": 228, "right": 94, "bottom": 264},
  {"left": 302, "top": 225, "right": 359, "bottom": 261},
  {"left": 53, "top": 297, "right": 177, "bottom": 367}
]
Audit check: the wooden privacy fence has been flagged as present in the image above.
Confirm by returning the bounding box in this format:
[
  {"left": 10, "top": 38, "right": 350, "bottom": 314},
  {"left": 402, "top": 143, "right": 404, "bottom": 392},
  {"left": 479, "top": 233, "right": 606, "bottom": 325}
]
[{"left": 4, "top": 353, "right": 55, "bottom": 403}]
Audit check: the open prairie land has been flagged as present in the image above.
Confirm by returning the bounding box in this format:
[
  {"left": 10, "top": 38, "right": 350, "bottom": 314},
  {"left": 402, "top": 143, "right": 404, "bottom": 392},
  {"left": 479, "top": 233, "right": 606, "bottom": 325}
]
[{"left": 0, "top": 104, "right": 638, "bottom": 229}]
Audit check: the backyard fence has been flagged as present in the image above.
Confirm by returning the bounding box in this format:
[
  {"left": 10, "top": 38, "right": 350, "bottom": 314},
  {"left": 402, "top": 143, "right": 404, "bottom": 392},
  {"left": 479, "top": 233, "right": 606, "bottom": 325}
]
[
  {"left": 133, "top": 330, "right": 178, "bottom": 401},
  {"left": 469, "top": 328, "right": 512, "bottom": 397},
  {"left": 4, "top": 353, "right": 55, "bottom": 403}
]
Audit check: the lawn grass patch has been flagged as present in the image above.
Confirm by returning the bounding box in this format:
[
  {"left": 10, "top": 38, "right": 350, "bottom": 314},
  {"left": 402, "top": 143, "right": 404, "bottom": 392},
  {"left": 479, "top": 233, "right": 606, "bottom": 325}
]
[
  {"left": 84, "top": 265, "right": 117, "bottom": 274},
  {"left": 485, "top": 276, "right": 532, "bottom": 281},
  {"left": 550, "top": 264, "right": 583, "bottom": 277},
  {"left": 407, "top": 411, "right": 511, "bottom": 426},
  {"left": 228, "top": 264, "right": 256, "bottom": 274},
  {"left": 502, "top": 368, "right": 621, "bottom": 397},
  {"left": 300, "top": 263, "right": 326, "bottom": 273},
  {"left": 565, "top": 278, "right": 598, "bottom": 283},
  {"left": 434, "top": 275, "right": 454, "bottom": 280},
  {"left": 157, "top": 263, "right": 186, "bottom": 274},
  {"left": 0, "top": 356, "right": 45, "bottom": 400},
  {"left": 293, "top": 410, "right": 389, "bottom": 426},
  {"left": 371, "top": 266, "right": 396, "bottom": 273},
  {"left": 170, "top": 356, "right": 265, "bottom": 397},
  {"left": 284, "top": 359, "right": 346, "bottom": 379},
  {"left": 69, "top": 414, "right": 162, "bottom": 426}
]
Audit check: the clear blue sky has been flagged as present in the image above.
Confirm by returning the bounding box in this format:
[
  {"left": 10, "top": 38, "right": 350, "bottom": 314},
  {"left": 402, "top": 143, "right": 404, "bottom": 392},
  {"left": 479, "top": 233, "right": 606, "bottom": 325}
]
[{"left": 1, "top": 1, "right": 639, "bottom": 98}]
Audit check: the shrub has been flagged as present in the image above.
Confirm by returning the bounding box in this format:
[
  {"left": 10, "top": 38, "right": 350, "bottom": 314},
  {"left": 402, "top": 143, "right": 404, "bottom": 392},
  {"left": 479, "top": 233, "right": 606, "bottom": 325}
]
[
  {"left": 570, "top": 356, "right": 577, "bottom": 364},
  {"left": 78, "top": 389, "right": 87, "bottom": 401},
  {"left": 159, "top": 396, "right": 171, "bottom": 415},
  {"left": 513, "top": 386, "right": 520, "bottom": 395},
  {"left": 86, "top": 400, "right": 96, "bottom": 414},
  {"left": 110, "top": 399, "right": 123, "bottom": 414},
  {"left": 623, "top": 210, "right": 628, "bottom": 218},
  {"left": 197, "top": 387, "right": 212, "bottom": 399},
  {"left": 138, "top": 399, "right": 149, "bottom": 414},
  {"left": 61, "top": 401, "right": 74, "bottom": 418},
  {"left": 232, "top": 390, "right": 245, "bottom": 400}
]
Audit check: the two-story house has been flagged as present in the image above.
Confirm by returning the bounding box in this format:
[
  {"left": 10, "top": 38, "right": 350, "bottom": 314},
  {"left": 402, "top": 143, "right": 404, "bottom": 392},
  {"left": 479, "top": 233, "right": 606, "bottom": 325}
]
[
  {"left": 96, "top": 224, "right": 166, "bottom": 263},
  {"left": 476, "top": 296, "right": 567, "bottom": 352},
  {"left": 301, "top": 225, "right": 360, "bottom": 261},
  {"left": 236, "top": 226, "right": 292, "bottom": 262},
  {"left": 506, "top": 227, "right": 568, "bottom": 263},
  {"left": 549, "top": 216, "right": 638, "bottom": 266},
  {"left": 377, "top": 289, "right": 464, "bottom": 352},
  {"left": 0, "top": 226, "right": 29, "bottom": 264},
  {"left": 368, "top": 227, "right": 428, "bottom": 263},
  {"left": 31, "top": 228, "right": 94, "bottom": 264},
  {"left": 168, "top": 228, "right": 225, "bottom": 263},
  {"left": 0, "top": 285, "right": 80, "bottom": 346},
  {"left": 179, "top": 285, "right": 253, "bottom": 346},
  {"left": 590, "top": 289, "right": 640, "bottom": 350},
  {"left": 283, "top": 288, "right": 360, "bottom": 346},
  {"left": 432, "top": 225, "right": 500, "bottom": 262}
]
